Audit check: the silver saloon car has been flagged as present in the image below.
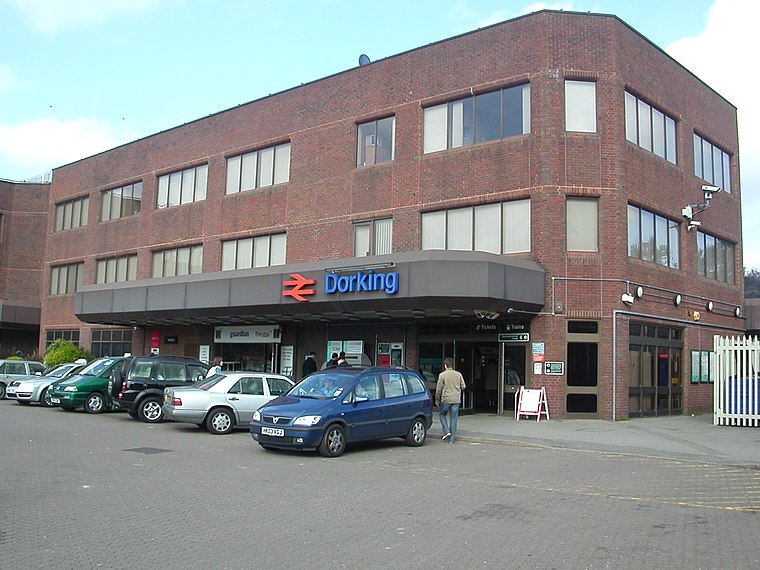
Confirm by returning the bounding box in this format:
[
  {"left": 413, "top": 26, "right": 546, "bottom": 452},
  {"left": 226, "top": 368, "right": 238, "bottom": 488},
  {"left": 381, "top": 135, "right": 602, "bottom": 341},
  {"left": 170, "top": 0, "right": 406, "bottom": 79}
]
[
  {"left": 163, "top": 372, "right": 294, "bottom": 434},
  {"left": 6, "top": 360, "right": 87, "bottom": 406}
]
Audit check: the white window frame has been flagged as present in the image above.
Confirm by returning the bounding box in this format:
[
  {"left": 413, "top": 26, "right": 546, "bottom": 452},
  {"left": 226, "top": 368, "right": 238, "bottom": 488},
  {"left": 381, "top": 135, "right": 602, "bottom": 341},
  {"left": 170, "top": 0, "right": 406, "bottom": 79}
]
[
  {"left": 565, "top": 80, "right": 596, "bottom": 133},
  {"left": 566, "top": 197, "right": 598, "bottom": 252},
  {"left": 221, "top": 234, "right": 287, "bottom": 270}
]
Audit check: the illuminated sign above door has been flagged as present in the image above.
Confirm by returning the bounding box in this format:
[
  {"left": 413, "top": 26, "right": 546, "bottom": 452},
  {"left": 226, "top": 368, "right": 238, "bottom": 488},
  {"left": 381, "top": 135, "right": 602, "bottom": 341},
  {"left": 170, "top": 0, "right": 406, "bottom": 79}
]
[{"left": 282, "top": 270, "right": 399, "bottom": 302}]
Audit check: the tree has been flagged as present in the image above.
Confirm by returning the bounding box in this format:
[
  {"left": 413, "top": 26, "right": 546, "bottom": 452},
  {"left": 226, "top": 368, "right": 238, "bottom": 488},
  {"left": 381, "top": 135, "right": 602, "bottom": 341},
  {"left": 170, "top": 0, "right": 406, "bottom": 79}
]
[
  {"left": 745, "top": 269, "right": 760, "bottom": 299},
  {"left": 43, "top": 339, "right": 90, "bottom": 368}
]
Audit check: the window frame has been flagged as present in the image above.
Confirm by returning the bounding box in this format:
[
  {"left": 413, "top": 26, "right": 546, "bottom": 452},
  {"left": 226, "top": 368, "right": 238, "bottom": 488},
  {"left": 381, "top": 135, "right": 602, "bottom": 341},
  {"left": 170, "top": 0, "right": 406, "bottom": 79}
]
[
  {"left": 226, "top": 142, "right": 291, "bottom": 195},
  {"left": 221, "top": 233, "right": 287, "bottom": 271},
  {"left": 693, "top": 133, "right": 731, "bottom": 192},
  {"left": 627, "top": 205, "right": 679, "bottom": 269},
  {"left": 152, "top": 245, "right": 204, "bottom": 278},
  {"left": 356, "top": 116, "right": 396, "bottom": 167},
  {"left": 157, "top": 165, "right": 208, "bottom": 209},
  {"left": 566, "top": 197, "right": 599, "bottom": 252},
  {"left": 353, "top": 218, "right": 393, "bottom": 257},
  {"left": 54, "top": 196, "right": 89, "bottom": 232},
  {"left": 565, "top": 80, "right": 597, "bottom": 133}
]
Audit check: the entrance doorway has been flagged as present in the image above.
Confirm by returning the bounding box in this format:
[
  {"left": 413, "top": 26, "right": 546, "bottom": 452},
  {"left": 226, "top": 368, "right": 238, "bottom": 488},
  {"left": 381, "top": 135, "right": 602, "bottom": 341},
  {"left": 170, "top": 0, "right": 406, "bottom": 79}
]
[
  {"left": 501, "top": 344, "right": 526, "bottom": 412},
  {"left": 566, "top": 321, "right": 600, "bottom": 418}
]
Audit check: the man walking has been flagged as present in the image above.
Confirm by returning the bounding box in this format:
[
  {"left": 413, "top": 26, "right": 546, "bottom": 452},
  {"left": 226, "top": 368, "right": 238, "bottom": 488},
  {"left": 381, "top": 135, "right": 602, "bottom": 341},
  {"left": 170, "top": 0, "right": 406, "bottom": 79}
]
[{"left": 435, "top": 357, "right": 466, "bottom": 444}]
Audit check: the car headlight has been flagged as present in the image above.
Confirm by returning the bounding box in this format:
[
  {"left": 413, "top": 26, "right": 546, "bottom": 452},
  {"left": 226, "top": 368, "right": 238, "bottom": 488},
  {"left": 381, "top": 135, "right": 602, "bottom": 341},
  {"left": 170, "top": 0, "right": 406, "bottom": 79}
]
[
  {"left": 252, "top": 410, "right": 261, "bottom": 421},
  {"left": 293, "top": 415, "right": 321, "bottom": 426},
  {"left": 63, "top": 386, "right": 78, "bottom": 392}
]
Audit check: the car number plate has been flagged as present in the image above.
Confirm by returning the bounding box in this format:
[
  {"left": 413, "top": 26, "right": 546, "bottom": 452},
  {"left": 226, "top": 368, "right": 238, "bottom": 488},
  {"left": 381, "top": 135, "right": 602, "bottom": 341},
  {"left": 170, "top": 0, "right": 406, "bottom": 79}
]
[
  {"left": 51, "top": 397, "right": 60, "bottom": 404},
  {"left": 261, "top": 427, "right": 284, "bottom": 437}
]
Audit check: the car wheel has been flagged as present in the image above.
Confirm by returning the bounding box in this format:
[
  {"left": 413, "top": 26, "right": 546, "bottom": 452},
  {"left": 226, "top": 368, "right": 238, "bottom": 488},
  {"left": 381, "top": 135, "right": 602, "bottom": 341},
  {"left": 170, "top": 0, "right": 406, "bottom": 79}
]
[
  {"left": 205, "top": 408, "right": 235, "bottom": 435},
  {"left": 137, "top": 397, "right": 163, "bottom": 423},
  {"left": 0, "top": 383, "right": 6, "bottom": 399},
  {"left": 318, "top": 424, "right": 347, "bottom": 457},
  {"left": 127, "top": 410, "right": 139, "bottom": 419},
  {"left": 405, "top": 417, "right": 427, "bottom": 447},
  {"left": 40, "top": 388, "right": 55, "bottom": 407},
  {"left": 84, "top": 392, "right": 106, "bottom": 414}
]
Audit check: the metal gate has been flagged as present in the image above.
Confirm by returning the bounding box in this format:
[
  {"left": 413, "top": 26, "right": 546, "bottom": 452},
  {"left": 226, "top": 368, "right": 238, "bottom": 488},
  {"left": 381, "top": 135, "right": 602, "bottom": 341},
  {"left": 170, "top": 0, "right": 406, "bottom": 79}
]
[{"left": 714, "top": 336, "right": 760, "bottom": 427}]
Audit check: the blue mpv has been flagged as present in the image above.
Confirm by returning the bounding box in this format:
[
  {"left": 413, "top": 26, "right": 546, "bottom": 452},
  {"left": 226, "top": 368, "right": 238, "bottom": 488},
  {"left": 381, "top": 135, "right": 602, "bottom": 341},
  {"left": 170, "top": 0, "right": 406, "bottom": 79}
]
[{"left": 250, "top": 366, "right": 433, "bottom": 457}]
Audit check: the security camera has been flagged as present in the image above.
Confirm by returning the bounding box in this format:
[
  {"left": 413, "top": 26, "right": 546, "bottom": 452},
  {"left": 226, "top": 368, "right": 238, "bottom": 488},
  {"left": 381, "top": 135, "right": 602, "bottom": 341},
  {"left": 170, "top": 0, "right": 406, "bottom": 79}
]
[
  {"left": 621, "top": 293, "right": 635, "bottom": 305},
  {"left": 701, "top": 184, "right": 721, "bottom": 194}
]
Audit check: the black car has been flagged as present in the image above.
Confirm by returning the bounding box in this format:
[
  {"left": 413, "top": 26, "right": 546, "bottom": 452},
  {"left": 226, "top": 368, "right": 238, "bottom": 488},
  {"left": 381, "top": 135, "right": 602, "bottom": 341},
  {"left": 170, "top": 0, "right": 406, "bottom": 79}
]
[{"left": 108, "top": 355, "right": 208, "bottom": 423}]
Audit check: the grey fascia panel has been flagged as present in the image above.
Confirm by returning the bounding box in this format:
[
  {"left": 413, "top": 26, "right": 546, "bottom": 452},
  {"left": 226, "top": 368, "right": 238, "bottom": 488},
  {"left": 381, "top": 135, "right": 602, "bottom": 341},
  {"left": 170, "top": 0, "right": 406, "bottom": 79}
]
[
  {"left": 112, "top": 286, "right": 149, "bottom": 313},
  {"left": 186, "top": 279, "right": 231, "bottom": 310},
  {"left": 78, "top": 288, "right": 115, "bottom": 316},
  {"left": 146, "top": 283, "right": 187, "bottom": 311}
]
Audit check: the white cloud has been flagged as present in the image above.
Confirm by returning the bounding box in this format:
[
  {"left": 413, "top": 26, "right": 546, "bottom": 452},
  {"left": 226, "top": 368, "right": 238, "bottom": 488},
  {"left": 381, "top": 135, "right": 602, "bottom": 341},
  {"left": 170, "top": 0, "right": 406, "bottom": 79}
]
[
  {"left": 0, "top": 118, "right": 133, "bottom": 180},
  {"left": 5, "top": 0, "right": 166, "bottom": 34},
  {"left": 666, "top": 0, "right": 760, "bottom": 269},
  {"left": 0, "top": 64, "right": 29, "bottom": 93}
]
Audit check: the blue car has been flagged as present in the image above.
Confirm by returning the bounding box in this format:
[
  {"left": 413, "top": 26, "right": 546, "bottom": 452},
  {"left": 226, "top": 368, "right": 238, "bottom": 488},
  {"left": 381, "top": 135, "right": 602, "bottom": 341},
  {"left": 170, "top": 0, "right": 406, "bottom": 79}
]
[{"left": 250, "top": 366, "right": 433, "bottom": 457}]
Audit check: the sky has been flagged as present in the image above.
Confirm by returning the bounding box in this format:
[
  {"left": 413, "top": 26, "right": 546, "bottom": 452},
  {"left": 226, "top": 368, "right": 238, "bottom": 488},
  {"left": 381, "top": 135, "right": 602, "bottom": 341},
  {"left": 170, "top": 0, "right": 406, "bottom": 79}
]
[{"left": 1, "top": 0, "right": 758, "bottom": 267}]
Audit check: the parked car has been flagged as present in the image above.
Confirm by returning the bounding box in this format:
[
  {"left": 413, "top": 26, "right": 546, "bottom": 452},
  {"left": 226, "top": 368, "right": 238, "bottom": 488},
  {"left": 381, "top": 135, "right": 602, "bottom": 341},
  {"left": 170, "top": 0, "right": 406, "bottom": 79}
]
[
  {"left": 250, "top": 366, "right": 433, "bottom": 457},
  {"left": 0, "top": 359, "right": 46, "bottom": 399},
  {"left": 164, "top": 372, "right": 294, "bottom": 434},
  {"left": 6, "top": 360, "right": 88, "bottom": 406},
  {"left": 47, "top": 357, "right": 129, "bottom": 413},
  {"left": 109, "top": 356, "right": 208, "bottom": 423}
]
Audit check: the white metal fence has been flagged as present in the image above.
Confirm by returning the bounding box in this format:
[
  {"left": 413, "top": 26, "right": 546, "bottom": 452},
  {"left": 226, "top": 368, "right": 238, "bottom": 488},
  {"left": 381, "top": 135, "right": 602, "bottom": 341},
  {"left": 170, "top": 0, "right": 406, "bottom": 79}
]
[{"left": 714, "top": 335, "right": 760, "bottom": 427}]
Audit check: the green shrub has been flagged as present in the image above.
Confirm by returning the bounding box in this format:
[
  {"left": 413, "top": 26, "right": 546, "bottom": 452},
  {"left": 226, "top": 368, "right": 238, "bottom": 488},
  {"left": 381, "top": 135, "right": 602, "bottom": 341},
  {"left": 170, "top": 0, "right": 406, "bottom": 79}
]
[{"left": 43, "top": 339, "right": 91, "bottom": 368}]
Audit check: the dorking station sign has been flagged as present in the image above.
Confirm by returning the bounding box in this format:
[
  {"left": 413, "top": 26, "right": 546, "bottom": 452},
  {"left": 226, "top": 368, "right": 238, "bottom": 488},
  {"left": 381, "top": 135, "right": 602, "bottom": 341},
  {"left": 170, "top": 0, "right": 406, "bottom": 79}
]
[{"left": 283, "top": 270, "right": 399, "bottom": 302}]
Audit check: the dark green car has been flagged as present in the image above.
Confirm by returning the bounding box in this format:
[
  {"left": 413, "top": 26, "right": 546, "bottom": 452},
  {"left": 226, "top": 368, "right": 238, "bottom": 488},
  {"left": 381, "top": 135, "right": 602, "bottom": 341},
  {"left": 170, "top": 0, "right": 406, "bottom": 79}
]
[{"left": 47, "top": 357, "right": 128, "bottom": 413}]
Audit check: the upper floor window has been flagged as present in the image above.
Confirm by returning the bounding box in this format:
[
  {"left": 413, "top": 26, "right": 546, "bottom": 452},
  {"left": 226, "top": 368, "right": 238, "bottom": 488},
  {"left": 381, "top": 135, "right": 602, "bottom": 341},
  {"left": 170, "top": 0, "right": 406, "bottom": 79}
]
[
  {"left": 627, "top": 205, "right": 679, "bottom": 268},
  {"left": 152, "top": 245, "right": 203, "bottom": 277},
  {"left": 423, "top": 84, "right": 530, "bottom": 154},
  {"left": 157, "top": 165, "right": 207, "bottom": 209},
  {"left": 354, "top": 218, "right": 392, "bottom": 257},
  {"left": 625, "top": 91, "right": 677, "bottom": 164},
  {"left": 421, "top": 200, "right": 530, "bottom": 254},
  {"left": 566, "top": 197, "right": 598, "bottom": 252},
  {"left": 221, "top": 233, "right": 287, "bottom": 270},
  {"left": 54, "top": 196, "right": 89, "bottom": 232},
  {"left": 565, "top": 80, "right": 596, "bottom": 133},
  {"left": 101, "top": 182, "right": 142, "bottom": 221},
  {"left": 357, "top": 117, "right": 395, "bottom": 166},
  {"left": 696, "top": 230, "right": 734, "bottom": 283},
  {"left": 693, "top": 134, "right": 731, "bottom": 193},
  {"left": 226, "top": 143, "right": 291, "bottom": 195},
  {"left": 50, "top": 262, "right": 84, "bottom": 295},
  {"left": 96, "top": 254, "right": 138, "bottom": 284}
]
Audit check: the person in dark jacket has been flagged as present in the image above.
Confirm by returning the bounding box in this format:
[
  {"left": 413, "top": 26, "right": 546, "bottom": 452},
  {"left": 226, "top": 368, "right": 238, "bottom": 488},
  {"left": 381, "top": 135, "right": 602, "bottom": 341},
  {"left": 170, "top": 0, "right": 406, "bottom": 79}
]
[
  {"left": 301, "top": 351, "right": 318, "bottom": 378},
  {"left": 325, "top": 352, "right": 339, "bottom": 368}
]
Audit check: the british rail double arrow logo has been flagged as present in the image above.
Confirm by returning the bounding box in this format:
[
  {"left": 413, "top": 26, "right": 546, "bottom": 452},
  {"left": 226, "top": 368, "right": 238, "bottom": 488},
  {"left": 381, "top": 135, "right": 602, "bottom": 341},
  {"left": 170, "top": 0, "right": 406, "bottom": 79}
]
[{"left": 282, "top": 273, "right": 317, "bottom": 302}]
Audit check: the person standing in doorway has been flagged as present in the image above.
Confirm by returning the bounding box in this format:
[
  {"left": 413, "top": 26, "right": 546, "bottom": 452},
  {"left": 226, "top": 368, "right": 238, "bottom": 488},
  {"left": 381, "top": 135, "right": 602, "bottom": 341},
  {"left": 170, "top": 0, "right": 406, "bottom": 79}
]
[
  {"left": 435, "top": 357, "right": 466, "bottom": 444},
  {"left": 302, "top": 351, "right": 318, "bottom": 378}
]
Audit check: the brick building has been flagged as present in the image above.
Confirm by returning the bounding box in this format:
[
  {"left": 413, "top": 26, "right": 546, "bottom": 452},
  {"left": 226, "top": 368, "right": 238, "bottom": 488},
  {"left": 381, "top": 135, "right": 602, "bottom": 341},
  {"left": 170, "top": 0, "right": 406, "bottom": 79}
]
[
  {"left": 0, "top": 178, "right": 48, "bottom": 357},
  {"left": 40, "top": 10, "right": 744, "bottom": 419}
]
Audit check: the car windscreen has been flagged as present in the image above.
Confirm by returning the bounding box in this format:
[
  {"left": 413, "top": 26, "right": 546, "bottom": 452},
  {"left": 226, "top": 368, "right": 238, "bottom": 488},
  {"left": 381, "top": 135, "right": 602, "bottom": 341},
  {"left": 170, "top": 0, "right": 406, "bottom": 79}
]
[
  {"left": 78, "top": 358, "right": 120, "bottom": 376},
  {"left": 46, "top": 364, "right": 76, "bottom": 379},
  {"left": 287, "top": 371, "right": 355, "bottom": 399},
  {"left": 193, "top": 374, "right": 226, "bottom": 390}
]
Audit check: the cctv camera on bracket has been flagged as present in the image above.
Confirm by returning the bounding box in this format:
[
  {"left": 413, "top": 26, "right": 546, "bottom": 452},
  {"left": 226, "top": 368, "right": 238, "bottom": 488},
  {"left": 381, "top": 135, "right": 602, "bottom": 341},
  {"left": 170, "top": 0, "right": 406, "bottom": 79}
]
[{"left": 701, "top": 184, "right": 721, "bottom": 194}]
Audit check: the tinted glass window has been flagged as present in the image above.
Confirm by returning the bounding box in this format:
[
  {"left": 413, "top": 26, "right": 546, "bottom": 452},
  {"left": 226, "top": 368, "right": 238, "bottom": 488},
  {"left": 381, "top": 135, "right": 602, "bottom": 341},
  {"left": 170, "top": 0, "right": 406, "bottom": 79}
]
[
  {"left": 240, "top": 376, "right": 264, "bottom": 395},
  {"left": 267, "top": 377, "right": 291, "bottom": 396},
  {"left": 407, "top": 374, "right": 427, "bottom": 394}
]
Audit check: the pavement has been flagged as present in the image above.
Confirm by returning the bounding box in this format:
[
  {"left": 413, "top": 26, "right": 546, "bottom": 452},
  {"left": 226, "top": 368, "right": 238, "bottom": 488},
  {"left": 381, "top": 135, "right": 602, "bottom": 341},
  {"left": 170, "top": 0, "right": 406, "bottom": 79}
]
[{"left": 433, "top": 411, "right": 760, "bottom": 467}]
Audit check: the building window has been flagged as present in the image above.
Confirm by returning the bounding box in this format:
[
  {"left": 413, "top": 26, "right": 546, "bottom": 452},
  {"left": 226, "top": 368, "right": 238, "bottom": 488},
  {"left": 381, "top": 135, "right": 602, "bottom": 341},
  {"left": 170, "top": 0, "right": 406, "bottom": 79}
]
[
  {"left": 54, "top": 196, "right": 89, "bottom": 232},
  {"left": 354, "top": 218, "right": 393, "bottom": 257},
  {"left": 152, "top": 245, "right": 203, "bottom": 277},
  {"left": 221, "top": 233, "right": 287, "bottom": 270},
  {"left": 357, "top": 117, "right": 395, "bottom": 166},
  {"left": 627, "top": 205, "right": 679, "bottom": 268},
  {"left": 45, "top": 329, "right": 80, "bottom": 348},
  {"left": 566, "top": 197, "right": 598, "bottom": 252},
  {"left": 565, "top": 80, "right": 596, "bottom": 133},
  {"left": 226, "top": 143, "right": 291, "bottom": 195},
  {"left": 91, "top": 329, "right": 132, "bottom": 358},
  {"left": 421, "top": 200, "right": 530, "bottom": 254},
  {"left": 50, "top": 262, "right": 84, "bottom": 295},
  {"left": 157, "top": 165, "right": 208, "bottom": 209},
  {"left": 96, "top": 254, "right": 138, "bottom": 284},
  {"left": 696, "top": 230, "right": 734, "bottom": 283},
  {"left": 101, "top": 182, "right": 142, "bottom": 221},
  {"left": 625, "top": 91, "right": 677, "bottom": 164},
  {"left": 693, "top": 134, "right": 731, "bottom": 193},
  {"left": 423, "top": 84, "right": 530, "bottom": 154}
]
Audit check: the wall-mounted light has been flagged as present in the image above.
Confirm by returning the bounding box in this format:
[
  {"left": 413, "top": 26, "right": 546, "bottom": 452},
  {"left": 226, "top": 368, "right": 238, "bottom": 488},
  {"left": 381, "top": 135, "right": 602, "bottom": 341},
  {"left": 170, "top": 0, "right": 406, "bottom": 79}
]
[
  {"left": 673, "top": 294, "right": 682, "bottom": 306},
  {"left": 706, "top": 301, "right": 714, "bottom": 312},
  {"left": 735, "top": 307, "right": 741, "bottom": 318},
  {"left": 635, "top": 286, "right": 644, "bottom": 298}
]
